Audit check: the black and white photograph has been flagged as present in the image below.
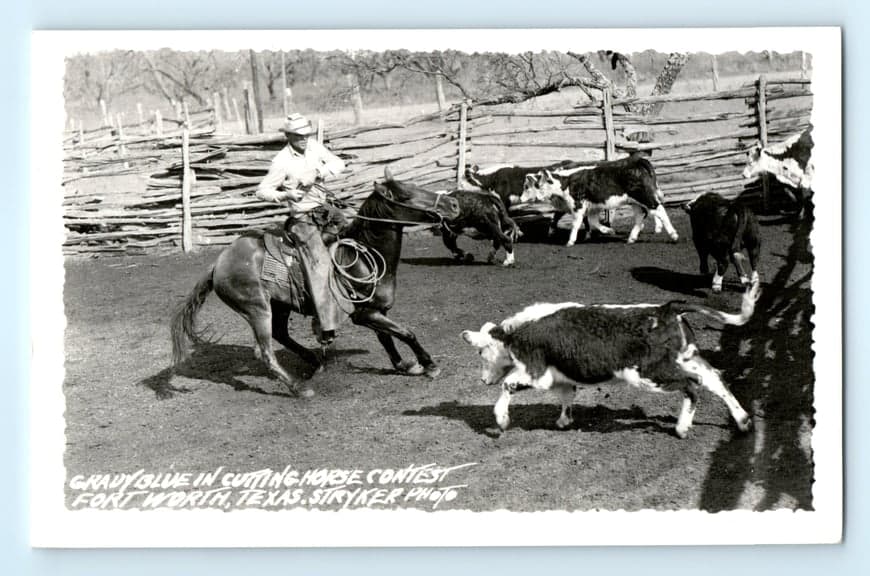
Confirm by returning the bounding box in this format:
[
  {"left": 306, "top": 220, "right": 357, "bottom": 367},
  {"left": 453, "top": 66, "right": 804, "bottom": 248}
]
[{"left": 30, "top": 28, "right": 842, "bottom": 547}]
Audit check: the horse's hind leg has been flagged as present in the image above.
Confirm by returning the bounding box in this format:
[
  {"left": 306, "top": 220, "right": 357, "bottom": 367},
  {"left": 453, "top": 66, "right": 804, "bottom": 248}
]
[
  {"left": 249, "top": 311, "right": 307, "bottom": 397},
  {"left": 271, "top": 302, "right": 324, "bottom": 374}
]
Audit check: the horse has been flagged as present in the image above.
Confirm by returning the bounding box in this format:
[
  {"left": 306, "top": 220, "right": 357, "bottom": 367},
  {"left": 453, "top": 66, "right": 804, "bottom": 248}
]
[{"left": 171, "top": 168, "right": 461, "bottom": 397}]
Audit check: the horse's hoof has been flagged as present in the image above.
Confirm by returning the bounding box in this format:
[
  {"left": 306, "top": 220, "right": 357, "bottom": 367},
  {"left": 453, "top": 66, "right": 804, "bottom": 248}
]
[
  {"left": 463, "top": 253, "right": 475, "bottom": 263},
  {"left": 300, "top": 387, "right": 315, "bottom": 398},
  {"left": 424, "top": 365, "right": 441, "bottom": 379},
  {"left": 396, "top": 360, "right": 425, "bottom": 375},
  {"left": 406, "top": 363, "right": 425, "bottom": 376}
]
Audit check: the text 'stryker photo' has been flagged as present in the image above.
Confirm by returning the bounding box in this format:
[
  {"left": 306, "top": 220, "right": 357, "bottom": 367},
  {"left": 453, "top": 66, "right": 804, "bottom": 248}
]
[{"left": 30, "top": 29, "right": 842, "bottom": 547}]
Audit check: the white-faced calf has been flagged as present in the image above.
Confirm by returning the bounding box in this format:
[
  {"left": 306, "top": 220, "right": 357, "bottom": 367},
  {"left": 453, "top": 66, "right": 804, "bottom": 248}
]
[
  {"left": 521, "top": 154, "right": 679, "bottom": 246},
  {"left": 461, "top": 282, "right": 760, "bottom": 438}
]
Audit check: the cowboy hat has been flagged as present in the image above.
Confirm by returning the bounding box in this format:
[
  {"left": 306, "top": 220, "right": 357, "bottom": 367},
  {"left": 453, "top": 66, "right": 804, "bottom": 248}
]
[{"left": 281, "top": 112, "right": 315, "bottom": 136}]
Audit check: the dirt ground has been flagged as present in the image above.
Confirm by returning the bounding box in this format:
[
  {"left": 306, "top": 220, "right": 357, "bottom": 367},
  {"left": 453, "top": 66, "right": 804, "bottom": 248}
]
[{"left": 63, "top": 207, "right": 815, "bottom": 512}]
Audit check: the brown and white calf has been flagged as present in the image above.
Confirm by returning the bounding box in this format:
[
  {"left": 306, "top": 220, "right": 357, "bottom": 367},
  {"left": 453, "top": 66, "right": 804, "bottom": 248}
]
[
  {"left": 461, "top": 281, "right": 759, "bottom": 438},
  {"left": 521, "top": 154, "right": 678, "bottom": 246}
]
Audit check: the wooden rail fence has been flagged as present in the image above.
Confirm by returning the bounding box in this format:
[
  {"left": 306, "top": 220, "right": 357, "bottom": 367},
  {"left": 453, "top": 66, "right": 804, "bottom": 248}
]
[{"left": 62, "top": 74, "right": 812, "bottom": 256}]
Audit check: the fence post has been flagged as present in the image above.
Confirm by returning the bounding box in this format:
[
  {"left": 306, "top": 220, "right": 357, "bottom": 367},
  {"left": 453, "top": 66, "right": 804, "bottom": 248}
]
[
  {"left": 137, "top": 102, "right": 144, "bottom": 126},
  {"left": 801, "top": 51, "right": 808, "bottom": 80},
  {"left": 242, "top": 85, "right": 253, "bottom": 135},
  {"left": 78, "top": 119, "right": 85, "bottom": 146},
  {"left": 456, "top": 101, "right": 468, "bottom": 187},
  {"left": 223, "top": 87, "right": 233, "bottom": 120},
  {"left": 756, "top": 74, "right": 770, "bottom": 211},
  {"left": 116, "top": 113, "right": 128, "bottom": 168},
  {"left": 249, "top": 50, "right": 265, "bottom": 134},
  {"left": 348, "top": 74, "right": 363, "bottom": 125},
  {"left": 316, "top": 118, "right": 324, "bottom": 144},
  {"left": 711, "top": 54, "right": 720, "bottom": 92},
  {"left": 181, "top": 126, "right": 194, "bottom": 253},
  {"left": 281, "top": 51, "right": 290, "bottom": 117},
  {"left": 183, "top": 100, "right": 192, "bottom": 128},
  {"left": 100, "top": 98, "right": 109, "bottom": 127},
  {"left": 602, "top": 87, "right": 616, "bottom": 225},
  {"left": 154, "top": 109, "right": 164, "bottom": 137},
  {"left": 232, "top": 97, "right": 242, "bottom": 124},
  {"left": 213, "top": 91, "right": 223, "bottom": 132},
  {"left": 435, "top": 75, "right": 447, "bottom": 116}
]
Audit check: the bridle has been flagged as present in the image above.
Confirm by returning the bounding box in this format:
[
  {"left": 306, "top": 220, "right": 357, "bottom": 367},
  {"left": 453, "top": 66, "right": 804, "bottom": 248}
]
[{"left": 349, "top": 186, "right": 450, "bottom": 227}]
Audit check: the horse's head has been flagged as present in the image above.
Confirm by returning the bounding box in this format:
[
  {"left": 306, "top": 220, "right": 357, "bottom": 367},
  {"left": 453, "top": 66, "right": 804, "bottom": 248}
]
[{"left": 369, "top": 169, "right": 460, "bottom": 223}]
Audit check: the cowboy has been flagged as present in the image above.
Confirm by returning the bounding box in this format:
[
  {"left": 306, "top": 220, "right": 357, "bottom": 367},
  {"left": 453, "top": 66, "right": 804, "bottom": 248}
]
[{"left": 256, "top": 113, "right": 347, "bottom": 345}]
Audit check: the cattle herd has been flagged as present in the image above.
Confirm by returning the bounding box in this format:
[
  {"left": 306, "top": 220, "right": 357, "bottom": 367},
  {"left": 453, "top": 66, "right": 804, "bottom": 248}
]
[{"left": 449, "top": 127, "right": 814, "bottom": 437}]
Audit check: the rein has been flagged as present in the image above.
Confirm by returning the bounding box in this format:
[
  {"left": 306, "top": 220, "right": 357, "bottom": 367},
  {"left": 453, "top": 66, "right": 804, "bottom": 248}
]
[{"left": 331, "top": 185, "right": 448, "bottom": 228}]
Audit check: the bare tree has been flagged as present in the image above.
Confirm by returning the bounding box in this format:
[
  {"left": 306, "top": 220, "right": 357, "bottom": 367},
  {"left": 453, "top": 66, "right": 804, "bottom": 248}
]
[
  {"left": 64, "top": 50, "right": 141, "bottom": 109},
  {"left": 139, "top": 49, "right": 215, "bottom": 107}
]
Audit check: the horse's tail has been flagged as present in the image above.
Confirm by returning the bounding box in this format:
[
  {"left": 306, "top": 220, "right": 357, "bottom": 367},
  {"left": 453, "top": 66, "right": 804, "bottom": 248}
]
[{"left": 171, "top": 265, "right": 215, "bottom": 367}]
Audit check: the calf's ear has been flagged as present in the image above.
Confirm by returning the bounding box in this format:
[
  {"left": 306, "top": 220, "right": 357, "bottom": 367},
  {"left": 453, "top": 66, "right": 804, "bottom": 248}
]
[{"left": 461, "top": 330, "right": 485, "bottom": 346}]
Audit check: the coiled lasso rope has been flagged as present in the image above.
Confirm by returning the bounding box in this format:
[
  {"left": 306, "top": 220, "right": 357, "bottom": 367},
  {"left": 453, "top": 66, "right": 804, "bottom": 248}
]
[{"left": 329, "top": 238, "right": 387, "bottom": 307}]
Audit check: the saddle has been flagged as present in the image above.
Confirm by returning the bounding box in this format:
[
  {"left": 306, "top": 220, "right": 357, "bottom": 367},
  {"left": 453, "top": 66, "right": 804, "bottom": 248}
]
[
  {"left": 260, "top": 228, "right": 354, "bottom": 316},
  {"left": 261, "top": 228, "right": 307, "bottom": 302}
]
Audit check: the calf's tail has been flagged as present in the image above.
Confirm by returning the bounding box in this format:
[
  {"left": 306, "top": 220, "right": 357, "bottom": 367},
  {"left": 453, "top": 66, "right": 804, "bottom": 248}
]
[
  {"left": 491, "top": 192, "right": 521, "bottom": 241},
  {"left": 673, "top": 280, "right": 760, "bottom": 326}
]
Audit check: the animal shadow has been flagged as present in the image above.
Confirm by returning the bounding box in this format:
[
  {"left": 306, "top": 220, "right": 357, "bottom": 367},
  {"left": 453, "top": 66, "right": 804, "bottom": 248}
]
[
  {"left": 401, "top": 256, "right": 491, "bottom": 267},
  {"left": 403, "top": 401, "right": 678, "bottom": 438},
  {"left": 140, "top": 343, "right": 369, "bottom": 399},
  {"left": 631, "top": 266, "right": 710, "bottom": 298}
]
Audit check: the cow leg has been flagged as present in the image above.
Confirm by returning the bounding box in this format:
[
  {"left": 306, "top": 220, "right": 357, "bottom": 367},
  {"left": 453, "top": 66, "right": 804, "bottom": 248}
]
[
  {"left": 712, "top": 253, "right": 729, "bottom": 293},
  {"left": 694, "top": 240, "right": 711, "bottom": 276},
  {"left": 555, "top": 384, "right": 576, "bottom": 429},
  {"left": 566, "top": 203, "right": 588, "bottom": 246},
  {"left": 746, "top": 235, "right": 761, "bottom": 286},
  {"left": 732, "top": 251, "right": 751, "bottom": 287},
  {"left": 675, "top": 384, "right": 699, "bottom": 439},
  {"left": 627, "top": 205, "right": 648, "bottom": 243},
  {"left": 441, "top": 227, "right": 466, "bottom": 261},
  {"left": 652, "top": 211, "right": 664, "bottom": 233},
  {"left": 549, "top": 211, "right": 565, "bottom": 238},
  {"left": 494, "top": 384, "right": 513, "bottom": 431},
  {"left": 653, "top": 204, "right": 679, "bottom": 241},
  {"left": 678, "top": 347, "right": 752, "bottom": 432},
  {"left": 587, "top": 210, "right": 615, "bottom": 236}
]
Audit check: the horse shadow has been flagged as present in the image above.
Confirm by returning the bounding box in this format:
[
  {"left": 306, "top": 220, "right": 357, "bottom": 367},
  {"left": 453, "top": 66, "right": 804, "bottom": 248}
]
[
  {"left": 403, "top": 401, "right": 687, "bottom": 438},
  {"left": 139, "top": 343, "right": 369, "bottom": 400}
]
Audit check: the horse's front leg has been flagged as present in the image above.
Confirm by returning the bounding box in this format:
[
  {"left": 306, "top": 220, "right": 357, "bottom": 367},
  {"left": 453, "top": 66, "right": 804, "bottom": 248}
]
[{"left": 351, "top": 309, "right": 439, "bottom": 378}]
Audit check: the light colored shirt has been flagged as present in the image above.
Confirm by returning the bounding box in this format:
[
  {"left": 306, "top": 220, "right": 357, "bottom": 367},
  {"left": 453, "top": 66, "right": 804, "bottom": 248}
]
[{"left": 256, "top": 138, "right": 346, "bottom": 215}]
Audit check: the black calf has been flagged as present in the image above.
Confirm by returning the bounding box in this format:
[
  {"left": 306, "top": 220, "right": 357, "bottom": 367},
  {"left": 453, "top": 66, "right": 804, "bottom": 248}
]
[
  {"left": 442, "top": 190, "right": 519, "bottom": 266},
  {"left": 683, "top": 192, "right": 761, "bottom": 293}
]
